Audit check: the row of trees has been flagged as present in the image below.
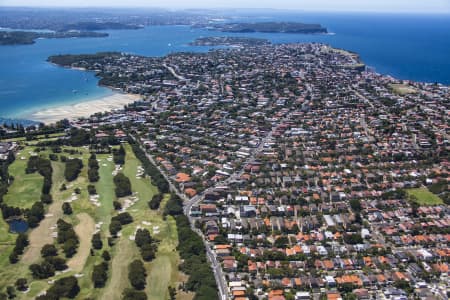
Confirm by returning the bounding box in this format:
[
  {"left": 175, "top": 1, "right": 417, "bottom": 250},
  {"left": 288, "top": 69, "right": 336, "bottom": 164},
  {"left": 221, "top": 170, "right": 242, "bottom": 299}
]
[
  {"left": 26, "top": 156, "right": 54, "bottom": 226},
  {"left": 175, "top": 215, "right": 218, "bottom": 300},
  {"left": 148, "top": 193, "right": 163, "bottom": 210},
  {"left": 88, "top": 153, "right": 100, "bottom": 182},
  {"left": 161, "top": 194, "right": 219, "bottom": 300},
  {"left": 113, "top": 145, "right": 126, "bottom": 165},
  {"left": 130, "top": 142, "right": 169, "bottom": 193},
  {"left": 64, "top": 158, "right": 83, "bottom": 182},
  {"left": 9, "top": 233, "right": 29, "bottom": 264},
  {"left": 109, "top": 212, "right": 133, "bottom": 237},
  {"left": 114, "top": 173, "right": 132, "bottom": 198},
  {"left": 36, "top": 276, "right": 80, "bottom": 299},
  {"left": 57, "top": 219, "right": 79, "bottom": 258},
  {"left": 135, "top": 228, "right": 157, "bottom": 261},
  {"left": 122, "top": 260, "right": 148, "bottom": 300},
  {"left": 30, "top": 243, "right": 68, "bottom": 279}
]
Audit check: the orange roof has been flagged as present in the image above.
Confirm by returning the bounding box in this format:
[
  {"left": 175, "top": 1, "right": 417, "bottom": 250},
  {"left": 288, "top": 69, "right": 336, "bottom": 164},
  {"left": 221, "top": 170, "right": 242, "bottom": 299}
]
[
  {"left": 184, "top": 188, "right": 197, "bottom": 197},
  {"left": 175, "top": 172, "right": 191, "bottom": 182},
  {"left": 216, "top": 245, "right": 231, "bottom": 250},
  {"left": 327, "top": 292, "right": 342, "bottom": 300}
]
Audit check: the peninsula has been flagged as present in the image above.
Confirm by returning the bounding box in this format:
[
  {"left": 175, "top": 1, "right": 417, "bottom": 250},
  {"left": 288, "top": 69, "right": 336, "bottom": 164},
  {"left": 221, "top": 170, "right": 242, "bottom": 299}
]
[
  {"left": 189, "top": 36, "right": 270, "bottom": 46},
  {"left": 198, "top": 21, "right": 328, "bottom": 34},
  {"left": 0, "top": 31, "right": 108, "bottom": 45}
]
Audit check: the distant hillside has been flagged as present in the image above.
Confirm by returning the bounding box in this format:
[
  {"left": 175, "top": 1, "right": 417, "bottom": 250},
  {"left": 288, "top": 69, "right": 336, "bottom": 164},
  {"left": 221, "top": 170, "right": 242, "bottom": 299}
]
[
  {"left": 0, "top": 31, "right": 108, "bottom": 45},
  {"left": 198, "top": 22, "right": 327, "bottom": 34}
]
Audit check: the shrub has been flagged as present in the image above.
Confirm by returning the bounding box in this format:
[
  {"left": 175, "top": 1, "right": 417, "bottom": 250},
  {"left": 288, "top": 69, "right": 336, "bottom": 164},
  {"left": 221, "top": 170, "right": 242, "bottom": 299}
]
[{"left": 62, "top": 202, "right": 73, "bottom": 215}]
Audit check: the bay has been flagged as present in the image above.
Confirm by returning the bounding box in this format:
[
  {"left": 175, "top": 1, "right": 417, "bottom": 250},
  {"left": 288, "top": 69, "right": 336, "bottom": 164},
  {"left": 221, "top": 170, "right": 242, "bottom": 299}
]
[{"left": 0, "top": 12, "right": 449, "bottom": 119}]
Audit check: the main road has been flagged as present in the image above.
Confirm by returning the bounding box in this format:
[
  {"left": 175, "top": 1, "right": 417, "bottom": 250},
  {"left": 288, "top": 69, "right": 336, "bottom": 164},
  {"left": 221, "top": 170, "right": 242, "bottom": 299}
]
[{"left": 130, "top": 107, "right": 293, "bottom": 300}]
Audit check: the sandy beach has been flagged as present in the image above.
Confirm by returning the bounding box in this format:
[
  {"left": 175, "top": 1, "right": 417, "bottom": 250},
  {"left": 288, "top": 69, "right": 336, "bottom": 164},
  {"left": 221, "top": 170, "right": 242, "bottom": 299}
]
[{"left": 26, "top": 93, "right": 141, "bottom": 124}]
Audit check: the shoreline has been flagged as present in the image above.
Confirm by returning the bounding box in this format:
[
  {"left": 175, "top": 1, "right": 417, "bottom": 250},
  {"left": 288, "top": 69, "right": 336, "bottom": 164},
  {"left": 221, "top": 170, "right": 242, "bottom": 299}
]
[{"left": 24, "top": 92, "right": 141, "bottom": 124}]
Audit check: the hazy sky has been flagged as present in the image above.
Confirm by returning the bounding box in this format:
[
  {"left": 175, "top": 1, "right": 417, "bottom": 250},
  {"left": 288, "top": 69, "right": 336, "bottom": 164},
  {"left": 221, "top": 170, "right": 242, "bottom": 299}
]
[{"left": 1, "top": 0, "right": 450, "bottom": 13}]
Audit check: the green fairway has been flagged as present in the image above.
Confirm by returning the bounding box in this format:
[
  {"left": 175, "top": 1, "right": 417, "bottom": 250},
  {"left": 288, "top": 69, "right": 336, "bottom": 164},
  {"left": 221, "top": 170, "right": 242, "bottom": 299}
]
[
  {"left": 4, "top": 152, "right": 44, "bottom": 209},
  {"left": 407, "top": 188, "right": 443, "bottom": 206}
]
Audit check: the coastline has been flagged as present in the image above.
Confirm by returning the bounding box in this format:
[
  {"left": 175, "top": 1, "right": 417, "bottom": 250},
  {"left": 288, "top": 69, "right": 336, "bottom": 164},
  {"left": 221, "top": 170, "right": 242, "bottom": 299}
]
[{"left": 25, "top": 92, "right": 141, "bottom": 124}]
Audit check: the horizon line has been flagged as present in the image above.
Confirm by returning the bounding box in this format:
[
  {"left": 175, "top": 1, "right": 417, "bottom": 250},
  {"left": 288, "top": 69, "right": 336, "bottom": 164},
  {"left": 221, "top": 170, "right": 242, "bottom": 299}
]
[{"left": 1, "top": 5, "right": 450, "bottom": 15}]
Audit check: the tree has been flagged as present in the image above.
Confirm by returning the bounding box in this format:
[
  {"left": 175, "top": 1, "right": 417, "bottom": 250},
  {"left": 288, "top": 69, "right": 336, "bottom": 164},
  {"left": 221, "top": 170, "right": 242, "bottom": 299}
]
[
  {"left": 91, "top": 233, "right": 103, "bottom": 250},
  {"left": 92, "top": 262, "right": 109, "bottom": 288},
  {"left": 102, "top": 250, "right": 111, "bottom": 261},
  {"left": 87, "top": 184, "right": 97, "bottom": 195},
  {"left": 45, "top": 256, "right": 68, "bottom": 271},
  {"left": 122, "top": 288, "right": 147, "bottom": 300},
  {"left": 46, "top": 276, "right": 80, "bottom": 299},
  {"left": 62, "top": 202, "right": 73, "bottom": 215},
  {"left": 30, "top": 261, "right": 55, "bottom": 279},
  {"left": 15, "top": 278, "right": 28, "bottom": 292},
  {"left": 128, "top": 260, "right": 147, "bottom": 290},
  {"left": 41, "top": 244, "right": 58, "bottom": 257},
  {"left": 140, "top": 243, "right": 156, "bottom": 262},
  {"left": 109, "top": 220, "right": 122, "bottom": 237},
  {"left": 349, "top": 199, "right": 362, "bottom": 212},
  {"left": 63, "top": 239, "right": 78, "bottom": 258},
  {"left": 64, "top": 158, "right": 83, "bottom": 181},
  {"left": 135, "top": 229, "right": 152, "bottom": 248}
]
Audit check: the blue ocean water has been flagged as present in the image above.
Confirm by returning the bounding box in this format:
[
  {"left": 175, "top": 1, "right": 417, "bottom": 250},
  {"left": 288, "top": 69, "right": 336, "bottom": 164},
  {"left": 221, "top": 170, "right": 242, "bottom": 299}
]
[{"left": 0, "top": 12, "right": 449, "bottom": 119}]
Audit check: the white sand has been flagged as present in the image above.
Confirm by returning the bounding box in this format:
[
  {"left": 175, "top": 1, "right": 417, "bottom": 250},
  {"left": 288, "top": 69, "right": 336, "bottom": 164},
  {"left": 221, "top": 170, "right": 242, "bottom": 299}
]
[{"left": 27, "top": 93, "right": 141, "bottom": 124}]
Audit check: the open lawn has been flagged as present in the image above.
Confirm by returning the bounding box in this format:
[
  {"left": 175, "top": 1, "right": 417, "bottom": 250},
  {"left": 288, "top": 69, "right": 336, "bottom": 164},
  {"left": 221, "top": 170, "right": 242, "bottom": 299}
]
[
  {"left": 389, "top": 83, "right": 417, "bottom": 95},
  {"left": 407, "top": 187, "right": 443, "bottom": 206},
  {"left": 4, "top": 150, "right": 43, "bottom": 209}
]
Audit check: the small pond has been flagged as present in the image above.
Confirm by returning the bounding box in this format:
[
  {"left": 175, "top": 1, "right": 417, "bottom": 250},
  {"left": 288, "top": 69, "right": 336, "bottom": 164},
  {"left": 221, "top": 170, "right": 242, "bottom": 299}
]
[{"left": 8, "top": 219, "right": 28, "bottom": 233}]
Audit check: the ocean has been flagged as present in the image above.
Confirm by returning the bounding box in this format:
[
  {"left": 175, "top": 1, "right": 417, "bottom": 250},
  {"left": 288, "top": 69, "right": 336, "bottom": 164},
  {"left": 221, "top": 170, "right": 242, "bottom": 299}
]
[{"left": 0, "top": 12, "right": 449, "bottom": 119}]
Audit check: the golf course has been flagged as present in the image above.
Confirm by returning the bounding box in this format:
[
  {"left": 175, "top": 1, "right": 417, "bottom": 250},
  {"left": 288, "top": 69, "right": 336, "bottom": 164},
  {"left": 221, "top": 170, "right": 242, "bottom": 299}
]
[{"left": 0, "top": 140, "right": 192, "bottom": 300}]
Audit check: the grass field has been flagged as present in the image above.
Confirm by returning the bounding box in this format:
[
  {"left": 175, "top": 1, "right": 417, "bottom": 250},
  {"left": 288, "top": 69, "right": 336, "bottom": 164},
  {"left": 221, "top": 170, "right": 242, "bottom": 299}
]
[
  {"left": 389, "top": 83, "right": 417, "bottom": 95},
  {"left": 3, "top": 149, "right": 44, "bottom": 209},
  {"left": 407, "top": 187, "right": 443, "bottom": 206}
]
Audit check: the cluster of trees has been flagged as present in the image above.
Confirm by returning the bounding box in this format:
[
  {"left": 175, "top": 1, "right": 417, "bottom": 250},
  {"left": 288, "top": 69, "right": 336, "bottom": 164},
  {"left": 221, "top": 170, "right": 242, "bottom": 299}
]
[
  {"left": 109, "top": 212, "right": 133, "bottom": 237},
  {"left": 26, "top": 201, "right": 45, "bottom": 228},
  {"left": 148, "top": 193, "right": 163, "bottom": 210},
  {"left": 113, "top": 145, "right": 125, "bottom": 165},
  {"left": 64, "top": 158, "right": 83, "bottom": 182},
  {"left": 164, "top": 194, "right": 183, "bottom": 216},
  {"left": 114, "top": 173, "right": 132, "bottom": 198},
  {"left": 31, "top": 243, "right": 69, "bottom": 276},
  {"left": 9, "top": 233, "right": 29, "bottom": 264},
  {"left": 130, "top": 142, "right": 169, "bottom": 193},
  {"left": 25, "top": 156, "right": 54, "bottom": 225},
  {"left": 36, "top": 276, "right": 80, "bottom": 299},
  {"left": 57, "top": 219, "right": 79, "bottom": 258},
  {"left": 92, "top": 261, "right": 109, "bottom": 288},
  {"left": 122, "top": 260, "right": 147, "bottom": 300},
  {"left": 135, "top": 228, "right": 157, "bottom": 261},
  {"left": 90, "top": 232, "right": 111, "bottom": 288},
  {"left": 0, "top": 159, "right": 13, "bottom": 219},
  {"left": 88, "top": 154, "right": 100, "bottom": 182}
]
